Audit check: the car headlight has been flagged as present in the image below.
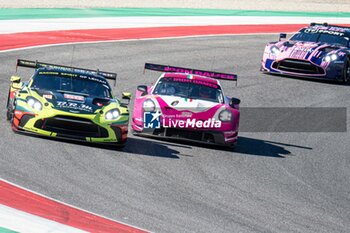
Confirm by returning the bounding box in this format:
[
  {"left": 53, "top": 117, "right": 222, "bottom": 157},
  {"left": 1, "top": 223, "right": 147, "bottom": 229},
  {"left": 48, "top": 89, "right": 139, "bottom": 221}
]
[
  {"left": 324, "top": 54, "right": 338, "bottom": 62},
  {"left": 27, "top": 97, "right": 42, "bottom": 111},
  {"left": 143, "top": 99, "right": 155, "bottom": 112},
  {"left": 219, "top": 110, "right": 232, "bottom": 122},
  {"left": 270, "top": 46, "right": 280, "bottom": 56},
  {"left": 105, "top": 109, "right": 120, "bottom": 120}
]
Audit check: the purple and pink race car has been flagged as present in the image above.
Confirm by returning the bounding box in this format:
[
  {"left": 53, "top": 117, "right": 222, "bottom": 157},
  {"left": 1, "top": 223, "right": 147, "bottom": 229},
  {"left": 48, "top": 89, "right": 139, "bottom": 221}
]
[
  {"left": 132, "top": 63, "right": 240, "bottom": 147},
  {"left": 261, "top": 23, "right": 350, "bottom": 82}
]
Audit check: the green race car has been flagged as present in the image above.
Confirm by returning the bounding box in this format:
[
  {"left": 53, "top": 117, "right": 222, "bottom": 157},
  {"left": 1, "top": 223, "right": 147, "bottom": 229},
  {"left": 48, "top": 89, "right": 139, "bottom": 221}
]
[{"left": 7, "top": 59, "right": 131, "bottom": 146}]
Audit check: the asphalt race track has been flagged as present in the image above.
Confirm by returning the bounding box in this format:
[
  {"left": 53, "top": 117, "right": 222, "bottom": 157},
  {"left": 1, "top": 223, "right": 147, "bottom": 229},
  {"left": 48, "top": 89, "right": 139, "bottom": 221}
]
[{"left": 1, "top": 35, "right": 349, "bottom": 233}]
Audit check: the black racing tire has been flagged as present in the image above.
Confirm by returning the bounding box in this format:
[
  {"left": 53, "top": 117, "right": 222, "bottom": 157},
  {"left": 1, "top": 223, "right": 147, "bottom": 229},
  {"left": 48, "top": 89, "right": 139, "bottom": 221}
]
[
  {"left": 6, "top": 88, "right": 14, "bottom": 121},
  {"left": 6, "top": 88, "right": 10, "bottom": 108}
]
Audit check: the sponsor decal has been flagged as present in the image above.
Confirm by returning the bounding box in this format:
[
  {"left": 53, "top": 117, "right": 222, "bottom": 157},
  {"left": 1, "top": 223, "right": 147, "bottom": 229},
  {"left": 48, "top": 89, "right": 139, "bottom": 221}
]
[
  {"left": 165, "top": 77, "right": 218, "bottom": 89},
  {"left": 305, "top": 28, "right": 345, "bottom": 37},
  {"left": 64, "top": 94, "right": 85, "bottom": 101},
  {"left": 164, "top": 66, "right": 235, "bottom": 80},
  {"left": 294, "top": 47, "right": 313, "bottom": 53},
  {"left": 312, "top": 26, "right": 345, "bottom": 32},
  {"left": 38, "top": 71, "right": 59, "bottom": 75},
  {"left": 145, "top": 63, "right": 236, "bottom": 81},
  {"left": 163, "top": 118, "right": 221, "bottom": 128},
  {"left": 56, "top": 101, "right": 92, "bottom": 112},
  {"left": 144, "top": 111, "right": 161, "bottom": 128},
  {"left": 43, "top": 94, "right": 53, "bottom": 100},
  {"left": 143, "top": 111, "right": 221, "bottom": 129},
  {"left": 78, "top": 75, "right": 108, "bottom": 85},
  {"left": 38, "top": 71, "right": 108, "bottom": 85}
]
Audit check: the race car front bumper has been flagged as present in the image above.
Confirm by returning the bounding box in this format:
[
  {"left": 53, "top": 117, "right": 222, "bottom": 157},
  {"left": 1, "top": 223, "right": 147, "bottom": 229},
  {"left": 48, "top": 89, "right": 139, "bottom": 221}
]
[
  {"left": 132, "top": 124, "right": 238, "bottom": 147},
  {"left": 12, "top": 110, "right": 128, "bottom": 145},
  {"left": 262, "top": 58, "right": 345, "bottom": 81}
]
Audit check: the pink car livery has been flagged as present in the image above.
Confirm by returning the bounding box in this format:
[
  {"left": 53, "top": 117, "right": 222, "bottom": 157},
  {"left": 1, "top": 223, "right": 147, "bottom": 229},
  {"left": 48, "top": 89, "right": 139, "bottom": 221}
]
[
  {"left": 261, "top": 23, "right": 350, "bottom": 82},
  {"left": 132, "top": 63, "right": 240, "bottom": 147}
]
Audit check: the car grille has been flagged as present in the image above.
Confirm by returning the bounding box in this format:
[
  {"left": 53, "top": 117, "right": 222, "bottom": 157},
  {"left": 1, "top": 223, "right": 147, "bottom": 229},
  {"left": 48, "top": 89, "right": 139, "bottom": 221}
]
[
  {"left": 153, "top": 128, "right": 215, "bottom": 143},
  {"left": 272, "top": 59, "right": 325, "bottom": 75},
  {"left": 34, "top": 115, "right": 108, "bottom": 138}
]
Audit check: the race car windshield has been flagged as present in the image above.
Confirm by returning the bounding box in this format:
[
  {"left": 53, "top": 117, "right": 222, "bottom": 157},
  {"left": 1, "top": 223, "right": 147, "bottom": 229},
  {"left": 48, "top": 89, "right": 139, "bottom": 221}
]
[
  {"left": 153, "top": 78, "right": 223, "bottom": 103},
  {"left": 290, "top": 28, "right": 350, "bottom": 47},
  {"left": 31, "top": 73, "right": 112, "bottom": 98}
]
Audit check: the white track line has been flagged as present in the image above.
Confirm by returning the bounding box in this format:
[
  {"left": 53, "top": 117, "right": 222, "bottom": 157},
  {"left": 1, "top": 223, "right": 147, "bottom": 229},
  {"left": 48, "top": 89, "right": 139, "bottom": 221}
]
[
  {"left": 0, "top": 32, "right": 282, "bottom": 54},
  {"left": 1, "top": 16, "right": 350, "bottom": 34},
  {"left": 0, "top": 204, "right": 87, "bottom": 233},
  {"left": 0, "top": 178, "right": 151, "bottom": 232}
]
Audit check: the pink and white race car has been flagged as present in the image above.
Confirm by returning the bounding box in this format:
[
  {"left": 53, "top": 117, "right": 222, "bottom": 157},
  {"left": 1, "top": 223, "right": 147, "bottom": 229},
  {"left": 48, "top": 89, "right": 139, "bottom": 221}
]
[{"left": 132, "top": 63, "right": 240, "bottom": 147}]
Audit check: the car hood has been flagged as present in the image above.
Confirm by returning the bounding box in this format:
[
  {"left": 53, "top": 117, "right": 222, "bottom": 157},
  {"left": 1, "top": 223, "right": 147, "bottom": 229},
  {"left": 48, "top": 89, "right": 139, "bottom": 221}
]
[
  {"left": 34, "top": 90, "right": 111, "bottom": 114},
  {"left": 274, "top": 41, "right": 347, "bottom": 60}
]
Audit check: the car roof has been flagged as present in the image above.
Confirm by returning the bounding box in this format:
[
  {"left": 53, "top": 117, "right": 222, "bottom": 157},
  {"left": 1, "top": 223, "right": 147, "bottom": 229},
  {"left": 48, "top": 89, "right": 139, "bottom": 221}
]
[{"left": 162, "top": 73, "right": 219, "bottom": 85}]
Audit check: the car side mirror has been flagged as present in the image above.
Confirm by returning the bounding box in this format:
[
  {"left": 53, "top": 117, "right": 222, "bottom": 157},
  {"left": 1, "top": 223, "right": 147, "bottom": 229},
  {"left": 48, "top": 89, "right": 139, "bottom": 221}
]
[
  {"left": 120, "top": 92, "right": 131, "bottom": 105},
  {"left": 229, "top": 97, "right": 240, "bottom": 108},
  {"left": 137, "top": 85, "right": 148, "bottom": 96},
  {"left": 279, "top": 33, "right": 287, "bottom": 41},
  {"left": 10, "top": 76, "right": 23, "bottom": 89},
  {"left": 11, "top": 75, "right": 21, "bottom": 83},
  {"left": 122, "top": 92, "right": 131, "bottom": 100}
]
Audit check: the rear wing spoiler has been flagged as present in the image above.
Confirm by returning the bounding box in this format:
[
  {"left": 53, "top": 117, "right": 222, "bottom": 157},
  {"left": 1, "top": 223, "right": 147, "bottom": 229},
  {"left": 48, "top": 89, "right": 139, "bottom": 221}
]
[
  {"left": 144, "top": 63, "right": 238, "bottom": 82},
  {"left": 16, "top": 59, "right": 117, "bottom": 86}
]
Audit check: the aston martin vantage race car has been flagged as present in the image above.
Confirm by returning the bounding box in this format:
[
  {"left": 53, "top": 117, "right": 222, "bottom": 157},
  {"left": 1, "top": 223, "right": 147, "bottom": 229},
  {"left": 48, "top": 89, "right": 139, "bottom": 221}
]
[
  {"left": 132, "top": 63, "right": 240, "bottom": 147},
  {"left": 261, "top": 23, "right": 350, "bottom": 82},
  {"left": 7, "top": 59, "right": 131, "bottom": 146}
]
